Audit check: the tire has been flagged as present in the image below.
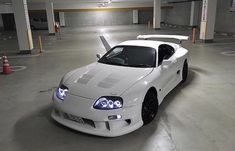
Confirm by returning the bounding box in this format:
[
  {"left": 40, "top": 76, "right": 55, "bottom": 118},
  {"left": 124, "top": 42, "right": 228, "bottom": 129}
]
[
  {"left": 141, "top": 90, "right": 158, "bottom": 125},
  {"left": 181, "top": 60, "right": 188, "bottom": 83}
]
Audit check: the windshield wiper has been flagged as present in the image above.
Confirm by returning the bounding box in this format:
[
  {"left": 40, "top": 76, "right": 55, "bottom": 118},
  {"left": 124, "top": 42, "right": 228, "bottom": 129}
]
[
  {"left": 105, "top": 62, "right": 126, "bottom": 66},
  {"left": 130, "top": 64, "right": 153, "bottom": 68},
  {"left": 100, "top": 62, "right": 152, "bottom": 68}
]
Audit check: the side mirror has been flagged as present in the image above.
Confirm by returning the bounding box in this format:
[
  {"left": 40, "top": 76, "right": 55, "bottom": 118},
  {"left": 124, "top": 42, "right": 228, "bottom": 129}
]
[
  {"left": 161, "top": 59, "right": 172, "bottom": 70},
  {"left": 162, "top": 59, "right": 172, "bottom": 66},
  {"left": 96, "top": 53, "right": 102, "bottom": 59}
]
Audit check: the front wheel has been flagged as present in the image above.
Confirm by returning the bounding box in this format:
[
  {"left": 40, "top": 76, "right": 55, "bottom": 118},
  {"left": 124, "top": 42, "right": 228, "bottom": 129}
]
[
  {"left": 141, "top": 90, "right": 158, "bottom": 125},
  {"left": 181, "top": 60, "right": 188, "bottom": 83}
]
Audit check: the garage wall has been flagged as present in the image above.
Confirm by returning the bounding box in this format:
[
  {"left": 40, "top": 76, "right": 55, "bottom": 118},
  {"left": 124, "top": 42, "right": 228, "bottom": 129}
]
[
  {"left": 0, "top": 4, "right": 13, "bottom": 14},
  {"left": 139, "top": 9, "right": 166, "bottom": 24},
  {"left": 29, "top": 12, "right": 59, "bottom": 22},
  {"left": 164, "top": 0, "right": 235, "bottom": 33},
  {"left": 215, "top": 0, "right": 235, "bottom": 33},
  {"left": 164, "top": 2, "right": 192, "bottom": 26},
  {"left": 65, "top": 11, "right": 133, "bottom": 27},
  {"left": 139, "top": 10, "right": 153, "bottom": 24}
]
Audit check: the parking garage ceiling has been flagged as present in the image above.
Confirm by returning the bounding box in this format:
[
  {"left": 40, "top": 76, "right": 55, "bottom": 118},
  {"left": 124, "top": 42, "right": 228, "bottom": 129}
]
[
  {"left": 0, "top": 0, "right": 201, "bottom": 11},
  {"left": 0, "top": 0, "right": 153, "bottom": 3},
  {"left": 0, "top": 0, "right": 198, "bottom": 4}
]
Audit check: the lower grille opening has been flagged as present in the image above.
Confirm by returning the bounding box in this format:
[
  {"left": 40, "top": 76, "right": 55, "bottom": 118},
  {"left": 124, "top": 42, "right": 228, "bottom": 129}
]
[
  {"left": 125, "top": 119, "right": 131, "bottom": 125},
  {"left": 62, "top": 112, "right": 95, "bottom": 128},
  {"left": 105, "top": 121, "right": 110, "bottom": 131},
  {"left": 83, "top": 118, "right": 96, "bottom": 128}
]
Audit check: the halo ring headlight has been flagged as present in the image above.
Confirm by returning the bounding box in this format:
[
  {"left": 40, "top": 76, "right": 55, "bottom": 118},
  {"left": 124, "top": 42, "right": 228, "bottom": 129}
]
[
  {"left": 56, "top": 84, "right": 69, "bottom": 101},
  {"left": 93, "top": 96, "right": 123, "bottom": 110}
]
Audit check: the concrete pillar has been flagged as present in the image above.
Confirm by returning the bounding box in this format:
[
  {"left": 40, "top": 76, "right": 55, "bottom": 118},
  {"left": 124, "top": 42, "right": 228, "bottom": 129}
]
[
  {"left": 200, "top": 0, "right": 217, "bottom": 42},
  {"left": 12, "top": 0, "right": 33, "bottom": 54},
  {"left": 46, "top": 2, "right": 55, "bottom": 35},
  {"left": 190, "top": 1, "right": 200, "bottom": 27},
  {"left": 59, "top": 12, "right": 65, "bottom": 27},
  {"left": 153, "top": 0, "right": 161, "bottom": 29},
  {"left": 133, "top": 9, "right": 138, "bottom": 24}
]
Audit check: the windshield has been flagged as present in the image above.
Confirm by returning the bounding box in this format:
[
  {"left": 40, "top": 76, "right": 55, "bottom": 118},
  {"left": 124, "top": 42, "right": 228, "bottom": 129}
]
[{"left": 98, "top": 46, "right": 156, "bottom": 68}]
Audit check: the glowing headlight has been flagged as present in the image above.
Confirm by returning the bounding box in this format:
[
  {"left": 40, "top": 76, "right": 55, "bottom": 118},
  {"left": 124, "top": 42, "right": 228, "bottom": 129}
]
[
  {"left": 93, "top": 96, "right": 123, "bottom": 110},
  {"left": 56, "top": 84, "right": 68, "bottom": 101}
]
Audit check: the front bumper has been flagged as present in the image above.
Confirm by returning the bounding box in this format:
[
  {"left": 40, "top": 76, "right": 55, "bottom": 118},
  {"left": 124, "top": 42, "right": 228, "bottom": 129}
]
[{"left": 51, "top": 93, "right": 143, "bottom": 137}]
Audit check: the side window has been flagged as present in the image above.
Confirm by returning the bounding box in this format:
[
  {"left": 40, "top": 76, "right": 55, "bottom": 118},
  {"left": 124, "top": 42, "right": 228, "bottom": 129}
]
[{"left": 158, "top": 44, "right": 175, "bottom": 66}]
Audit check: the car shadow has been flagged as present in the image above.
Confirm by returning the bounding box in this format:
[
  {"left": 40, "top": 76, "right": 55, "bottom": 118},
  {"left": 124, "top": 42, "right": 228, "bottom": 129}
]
[
  {"left": 158, "top": 68, "right": 196, "bottom": 115},
  {"left": 151, "top": 68, "right": 196, "bottom": 129},
  {"left": 151, "top": 68, "right": 195, "bottom": 120},
  {"left": 13, "top": 69, "right": 196, "bottom": 151},
  {"left": 13, "top": 104, "right": 164, "bottom": 151}
]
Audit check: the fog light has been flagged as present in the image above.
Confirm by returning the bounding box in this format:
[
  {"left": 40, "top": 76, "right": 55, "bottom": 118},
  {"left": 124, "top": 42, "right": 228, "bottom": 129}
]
[{"left": 108, "top": 115, "right": 122, "bottom": 120}]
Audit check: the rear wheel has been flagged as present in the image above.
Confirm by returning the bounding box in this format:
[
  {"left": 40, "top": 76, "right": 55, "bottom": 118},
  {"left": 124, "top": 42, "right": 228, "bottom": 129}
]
[
  {"left": 141, "top": 90, "right": 158, "bottom": 125},
  {"left": 181, "top": 60, "right": 188, "bottom": 83}
]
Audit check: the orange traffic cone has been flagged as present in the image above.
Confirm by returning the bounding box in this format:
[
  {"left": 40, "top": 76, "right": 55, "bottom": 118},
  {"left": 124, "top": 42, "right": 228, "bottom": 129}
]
[{"left": 2, "top": 55, "right": 13, "bottom": 74}]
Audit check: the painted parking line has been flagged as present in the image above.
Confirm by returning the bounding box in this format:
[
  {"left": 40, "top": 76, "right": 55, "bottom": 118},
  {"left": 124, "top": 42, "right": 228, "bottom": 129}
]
[
  {"left": 0, "top": 66, "right": 27, "bottom": 72},
  {"left": 220, "top": 51, "right": 235, "bottom": 56},
  {"left": 7, "top": 54, "right": 40, "bottom": 59},
  {"left": 220, "top": 33, "right": 228, "bottom": 36}
]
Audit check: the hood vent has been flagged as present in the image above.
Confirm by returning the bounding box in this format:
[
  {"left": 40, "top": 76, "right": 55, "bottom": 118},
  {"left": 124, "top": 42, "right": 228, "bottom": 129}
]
[
  {"left": 97, "top": 74, "right": 122, "bottom": 89},
  {"left": 76, "top": 74, "right": 94, "bottom": 84}
]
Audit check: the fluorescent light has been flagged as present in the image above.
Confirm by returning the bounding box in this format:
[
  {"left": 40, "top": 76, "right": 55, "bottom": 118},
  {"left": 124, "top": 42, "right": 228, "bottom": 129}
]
[
  {"left": 97, "top": 0, "right": 112, "bottom": 8},
  {"left": 4, "top": 2, "right": 12, "bottom": 5}
]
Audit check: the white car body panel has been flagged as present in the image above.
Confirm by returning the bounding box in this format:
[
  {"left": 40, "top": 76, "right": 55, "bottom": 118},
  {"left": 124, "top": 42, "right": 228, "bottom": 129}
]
[
  {"left": 64, "top": 63, "right": 153, "bottom": 100},
  {"left": 52, "top": 36, "right": 188, "bottom": 137},
  {"left": 137, "top": 34, "right": 189, "bottom": 41}
]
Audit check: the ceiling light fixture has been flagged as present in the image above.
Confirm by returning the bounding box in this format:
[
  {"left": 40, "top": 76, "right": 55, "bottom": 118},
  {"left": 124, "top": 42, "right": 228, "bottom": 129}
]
[
  {"left": 98, "top": 0, "right": 112, "bottom": 8},
  {"left": 4, "top": 2, "right": 12, "bottom": 5}
]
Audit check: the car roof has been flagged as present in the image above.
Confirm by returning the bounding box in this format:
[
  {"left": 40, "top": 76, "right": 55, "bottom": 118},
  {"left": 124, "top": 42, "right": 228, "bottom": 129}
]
[{"left": 117, "top": 40, "right": 179, "bottom": 51}]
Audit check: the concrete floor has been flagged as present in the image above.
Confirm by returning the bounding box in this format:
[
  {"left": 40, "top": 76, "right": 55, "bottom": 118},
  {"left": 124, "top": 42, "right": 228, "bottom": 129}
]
[{"left": 1, "top": 25, "right": 235, "bottom": 151}]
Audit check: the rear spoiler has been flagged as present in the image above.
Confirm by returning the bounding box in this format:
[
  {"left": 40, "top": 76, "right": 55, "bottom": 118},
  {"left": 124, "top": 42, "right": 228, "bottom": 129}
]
[{"left": 137, "top": 35, "right": 189, "bottom": 44}]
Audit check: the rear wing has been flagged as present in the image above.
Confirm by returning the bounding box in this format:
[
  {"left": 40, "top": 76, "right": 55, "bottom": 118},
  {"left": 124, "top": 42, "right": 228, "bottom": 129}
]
[{"left": 137, "top": 35, "right": 189, "bottom": 44}]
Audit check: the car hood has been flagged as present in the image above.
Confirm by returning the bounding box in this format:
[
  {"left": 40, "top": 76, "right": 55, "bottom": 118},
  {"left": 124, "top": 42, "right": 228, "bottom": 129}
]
[{"left": 64, "top": 63, "right": 153, "bottom": 99}]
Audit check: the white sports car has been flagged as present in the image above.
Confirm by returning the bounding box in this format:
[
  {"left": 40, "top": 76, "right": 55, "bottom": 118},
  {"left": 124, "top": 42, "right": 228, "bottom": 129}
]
[{"left": 51, "top": 35, "right": 189, "bottom": 137}]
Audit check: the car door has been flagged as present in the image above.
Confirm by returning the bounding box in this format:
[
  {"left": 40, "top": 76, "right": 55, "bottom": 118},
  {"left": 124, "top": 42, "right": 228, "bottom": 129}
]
[{"left": 157, "top": 44, "right": 179, "bottom": 98}]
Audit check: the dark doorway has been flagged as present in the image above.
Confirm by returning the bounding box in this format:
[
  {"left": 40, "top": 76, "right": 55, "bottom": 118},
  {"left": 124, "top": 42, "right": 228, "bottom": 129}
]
[{"left": 2, "top": 13, "right": 16, "bottom": 31}]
